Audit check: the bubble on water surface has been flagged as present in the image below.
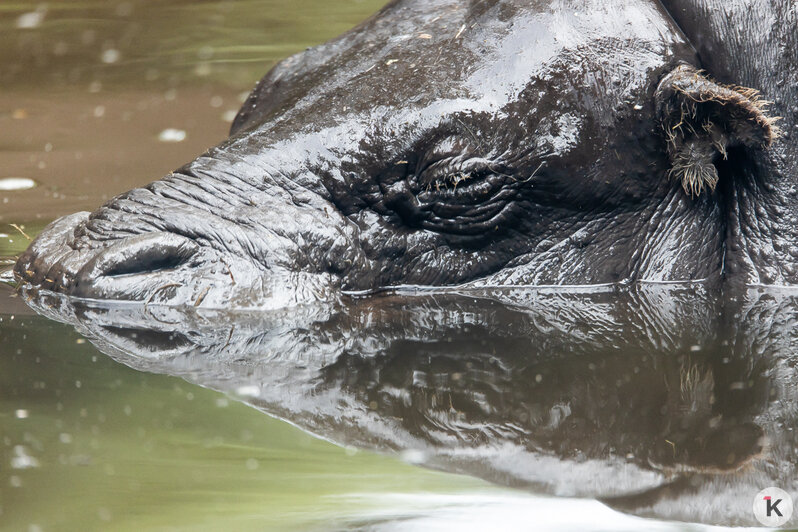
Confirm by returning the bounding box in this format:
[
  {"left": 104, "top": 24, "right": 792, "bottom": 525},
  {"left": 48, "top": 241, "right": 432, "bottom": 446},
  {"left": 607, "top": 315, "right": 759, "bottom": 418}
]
[
  {"left": 0, "top": 178, "right": 36, "bottom": 191},
  {"left": 15, "top": 7, "right": 47, "bottom": 29},
  {"left": 101, "top": 49, "right": 121, "bottom": 64},
  {"left": 11, "top": 446, "right": 40, "bottom": 469},
  {"left": 158, "top": 128, "right": 186, "bottom": 142}
]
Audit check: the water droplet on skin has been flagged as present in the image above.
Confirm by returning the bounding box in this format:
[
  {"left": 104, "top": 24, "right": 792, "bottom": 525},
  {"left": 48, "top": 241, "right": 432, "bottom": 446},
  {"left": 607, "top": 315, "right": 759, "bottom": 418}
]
[
  {"left": 399, "top": 449, "right": 427, "bottom": 464},
  {"left": 236, "top": 385, "right": 260, "bottom": 397}
]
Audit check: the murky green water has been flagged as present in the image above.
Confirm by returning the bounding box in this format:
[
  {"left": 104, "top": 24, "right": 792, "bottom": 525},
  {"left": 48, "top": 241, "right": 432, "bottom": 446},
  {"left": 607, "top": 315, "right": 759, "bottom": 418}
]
[
  {"left": 0, "top": 293, "right": 490, "bottom": 531},
  {"left": 1, "top": 1, "right": 795, "bottom": 531}
]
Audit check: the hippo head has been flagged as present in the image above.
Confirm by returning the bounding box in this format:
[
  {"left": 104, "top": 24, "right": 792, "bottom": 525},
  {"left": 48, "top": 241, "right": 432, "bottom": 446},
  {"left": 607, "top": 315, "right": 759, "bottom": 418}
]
[{"left": 14, "top": 0, "right": 798, "bottom": 307}]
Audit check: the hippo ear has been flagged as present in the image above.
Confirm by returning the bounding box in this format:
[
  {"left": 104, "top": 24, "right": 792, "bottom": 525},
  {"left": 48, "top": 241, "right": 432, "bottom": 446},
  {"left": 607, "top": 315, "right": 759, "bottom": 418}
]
[{"left": 655, "top": 64, "right": 780, "bottom": 196}]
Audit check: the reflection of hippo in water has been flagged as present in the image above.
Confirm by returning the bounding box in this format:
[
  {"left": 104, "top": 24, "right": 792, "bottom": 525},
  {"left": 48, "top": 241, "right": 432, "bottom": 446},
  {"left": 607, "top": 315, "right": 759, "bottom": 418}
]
[
  {"left": 13, "top": 0, "right": 798, "bottom": 306},
  {"left": 20, "top": 285, "right": 798, "bottom": 525}
]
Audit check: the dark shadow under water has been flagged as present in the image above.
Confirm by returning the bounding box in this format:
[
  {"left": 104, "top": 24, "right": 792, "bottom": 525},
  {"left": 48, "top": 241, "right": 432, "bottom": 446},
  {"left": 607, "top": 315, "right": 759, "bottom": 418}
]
[{"left": 17, "top": 283, "right": 798, "bottom": 527}]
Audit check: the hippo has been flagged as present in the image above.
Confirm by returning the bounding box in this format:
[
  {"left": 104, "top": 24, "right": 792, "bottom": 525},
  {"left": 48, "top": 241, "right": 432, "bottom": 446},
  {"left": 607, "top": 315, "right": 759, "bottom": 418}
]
[{"left": 13, "top": 0, "right": 797, "bottom": 307}]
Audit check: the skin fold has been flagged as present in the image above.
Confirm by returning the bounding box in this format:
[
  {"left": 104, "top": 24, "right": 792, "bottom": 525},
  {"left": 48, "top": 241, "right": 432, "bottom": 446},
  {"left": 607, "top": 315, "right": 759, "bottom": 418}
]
[{"left": 13, "top": 0, "right": 798, "bottom": 307}]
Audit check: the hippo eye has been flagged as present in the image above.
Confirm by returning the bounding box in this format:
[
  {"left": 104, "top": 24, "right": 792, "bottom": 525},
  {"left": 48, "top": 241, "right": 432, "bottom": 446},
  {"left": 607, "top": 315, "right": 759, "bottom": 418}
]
[{"left": 418, "top": 157, "right": 504, "bottom": 193}]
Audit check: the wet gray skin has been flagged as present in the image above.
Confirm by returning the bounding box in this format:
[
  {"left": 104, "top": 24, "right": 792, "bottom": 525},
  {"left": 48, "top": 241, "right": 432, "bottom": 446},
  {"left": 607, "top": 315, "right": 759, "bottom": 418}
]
[
  {"left": 12, "top": 0, "right": 798, "bottom": 307},
  {"left": 19, "top": 284, "right": 798, "bottom": 526}
]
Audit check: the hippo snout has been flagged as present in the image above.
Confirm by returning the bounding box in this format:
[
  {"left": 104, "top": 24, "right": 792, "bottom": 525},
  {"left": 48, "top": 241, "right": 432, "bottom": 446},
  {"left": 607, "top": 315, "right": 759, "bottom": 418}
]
[
  {"left": 16, "top": 219, "right": 219, "bottom": 305},
  {"left": 15, "top": 212, "right": 91, "bottom": 290},
  {"left": 14, "top": 167, "right": 358, "bottom": 308}
]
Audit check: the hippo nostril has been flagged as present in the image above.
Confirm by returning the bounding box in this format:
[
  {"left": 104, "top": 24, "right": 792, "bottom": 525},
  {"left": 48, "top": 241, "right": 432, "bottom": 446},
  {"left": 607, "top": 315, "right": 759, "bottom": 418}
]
[
  {"left": 71, "top": 233, "right": 201, "bottom": 300},
  {"left": 80, "top": 232, "right": 199, "bottom": 279}
]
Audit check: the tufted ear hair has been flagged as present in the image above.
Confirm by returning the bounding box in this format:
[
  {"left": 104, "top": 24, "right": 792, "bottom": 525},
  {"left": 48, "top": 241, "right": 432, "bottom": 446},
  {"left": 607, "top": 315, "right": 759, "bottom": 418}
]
[{"left": 655, "top": 64, "right": 780, "bottom": 197}]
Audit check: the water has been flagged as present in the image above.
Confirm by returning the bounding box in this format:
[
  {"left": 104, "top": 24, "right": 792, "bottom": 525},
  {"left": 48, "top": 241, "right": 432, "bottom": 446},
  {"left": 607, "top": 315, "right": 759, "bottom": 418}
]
[{"left": 0, "top": 1, "right": 795, "bottom": 531}]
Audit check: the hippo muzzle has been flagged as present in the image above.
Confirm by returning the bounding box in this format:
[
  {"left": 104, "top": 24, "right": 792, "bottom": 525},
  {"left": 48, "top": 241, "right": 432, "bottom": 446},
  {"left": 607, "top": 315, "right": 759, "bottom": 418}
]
[{"left": 14, "top": 0, "right": 798, "bottom": 307}]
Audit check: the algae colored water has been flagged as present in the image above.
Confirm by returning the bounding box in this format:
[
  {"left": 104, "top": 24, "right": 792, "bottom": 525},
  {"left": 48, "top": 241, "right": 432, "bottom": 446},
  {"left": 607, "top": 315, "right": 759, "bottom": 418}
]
[{"left": 1, "top": 1, "right": 795, "bottom": 531}]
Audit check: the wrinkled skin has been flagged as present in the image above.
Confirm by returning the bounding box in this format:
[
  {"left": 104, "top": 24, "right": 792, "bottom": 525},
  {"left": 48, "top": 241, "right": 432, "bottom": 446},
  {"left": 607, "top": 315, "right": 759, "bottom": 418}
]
[
  {"left": 13, "top": 0, "right": 798, "bottom": 307},
  {"left": 20, "top": 285, "right": 798, "bottom": 526}
]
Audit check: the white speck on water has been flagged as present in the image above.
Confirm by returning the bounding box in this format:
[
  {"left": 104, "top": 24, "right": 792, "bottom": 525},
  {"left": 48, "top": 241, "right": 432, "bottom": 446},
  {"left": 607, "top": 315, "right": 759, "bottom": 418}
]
[
  {"left": 215, "top": 397, "right": 229, "bottom": 408},
  {"left": 28, "top": 525, "right": 42, "bottom": 532},
  {"left": 11, "top": 445, "right": 40, "bottom": 469},
  {"left": 123, "top": 405, "right": 132, "bottom": 416},
  {"left": 15, "top": 409, "right": 29, "bottom": 419},
  {"left": 101, "top": 49, "right": 120, "bottom": 64},
  {"left": 9, "top": 475, "right": 22, "bottom": 488},
  {"left": 194, "top": 63, "right": 212, "bottom": 76},
  {"left": 158, "top": 128, "right": 186, "bottom": 142},
  {"left": 222, "top": 109, "right": 238, "bottom": 122},
  {"left": 93, "top": 105, "right": 105, "bottom": 118},
  {"left": 210, "top": 96, "right": 223, "bottom": 108},
  {"left": 98, "top": 507, "right": 112, "bottom": 522},
  {"left": 44, "top": 143, "right": 52, "bottom": 152},
  {"left": 236, "top": 385, "right": 260, "bottom": 397},
  {"left": 16, "top": 7, "right": 47, "bottom": 29},
  {"left": 115, "top": 2, "right": 132, "bottom": 16},
  {"left": 245, "top": 458, "right": 259, "bottom": 471},
  {"left": 59, "top": 433, "right": 73, "bottom": 444},
  {"left": 197, "top": 46, "right": 214, "bottom": 60},
  {"left": 0, "top": 178, "right": 36, "bottom": 191}
]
